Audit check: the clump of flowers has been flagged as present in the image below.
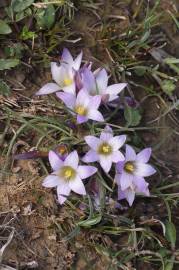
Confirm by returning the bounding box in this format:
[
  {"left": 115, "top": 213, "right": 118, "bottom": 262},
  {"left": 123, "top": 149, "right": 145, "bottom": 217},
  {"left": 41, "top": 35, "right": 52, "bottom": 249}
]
[{"left": 35, "top": 48, "right": 156, "bottom": 207}]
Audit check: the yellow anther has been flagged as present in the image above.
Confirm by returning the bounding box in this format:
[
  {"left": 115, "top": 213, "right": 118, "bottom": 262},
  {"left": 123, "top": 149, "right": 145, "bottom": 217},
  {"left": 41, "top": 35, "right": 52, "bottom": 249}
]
[
  {"left": 124, "top": 162, "right": 135, "bottom": 173},
  {"left": 75, "top": 106, "right": 87, "bottom": 116},
  {"left": 64, "top": 169, "right": 72, "bottom": 179},
  {"left": 102, "top": 145, "right": 110, "bottom": 153},
  {"left": 63, "top": 78, "right": 73, "bottom": 86}
]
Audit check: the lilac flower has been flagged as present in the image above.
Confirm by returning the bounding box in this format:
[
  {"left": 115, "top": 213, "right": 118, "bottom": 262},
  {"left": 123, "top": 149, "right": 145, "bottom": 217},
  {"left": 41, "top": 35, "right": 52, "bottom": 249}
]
[
  {"left": 117, "top": 180, "right": 150, "bottom": 206},
  {"left": 56, "top": 89, "right": 104, "bottom": 124},
  {"left": 82, "top": 126, "right": 126, "bottom": 173},
  {"left": 43, "top": 150, "right": 97, "bottom": 204},
  {"left": 115, "top": 145, "right": 156, "bottom": 206},
  {"left": 36, "top": 64, "right": 76, "bottom": 96},
  {"left": 82, "top": 68, "right": 127, "bottom": 102},
  {"left": 61, "top": 48, "right": 83, "bottom": 71}
]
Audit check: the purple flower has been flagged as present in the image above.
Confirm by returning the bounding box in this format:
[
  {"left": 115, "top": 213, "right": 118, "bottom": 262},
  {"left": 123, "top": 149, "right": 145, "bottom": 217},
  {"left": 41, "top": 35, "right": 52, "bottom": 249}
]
[
  {"left": 56, "top": 89, "right": 104, "bottom": 124},
  {"left": 36, "top": 64, "right": 76, "bottom": 96},
  {"left": 61, "top": 48, "right": 83, "bottom": 71},
  {"left": 82, "top": 68, "right": 127, "bottom": 102},
  {"left": 115, "top": 145, "right": 156, "bottom": 206},
  {"left": 43, "top": 150, "right": 97, "bottom": 204},
  {"left": 82, "top": 126, "right": 126, "bottom": 173},
  {"left": 117, "top": 180, "right": 150, "bottom": 206}
]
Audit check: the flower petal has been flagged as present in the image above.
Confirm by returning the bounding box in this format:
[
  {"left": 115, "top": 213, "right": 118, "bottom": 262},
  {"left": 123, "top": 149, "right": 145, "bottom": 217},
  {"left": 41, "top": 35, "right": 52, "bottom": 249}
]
[
  {"left": 118, "top": 186, "right": 126, "bottom": 200},
  {"left": 105, "top": 83, "right": 127, "bottom": 96},
  {"left": 74, "top": 51, "right": 83, "bottom": 70},
  {"left": 125, "top": 188, "right": 135, "bottom": 206},
  {"left": 88, "top": 109, "right": 104, "bottom": 122},
  {"left": 96, "top": 68, "right": 108, "bottom": 94},
  {"left": 125, "top": 144, "right": 136, "bottom": 161},
  {"left": 56, "top": 92, "right": 76, "bottom": 109},
  {"left": 36, "top": 83, "right": 61, "bottom": 95},
  {"left": 76, "top": 89, "right": 90, "bottom": 107},
  {"left": 112, "top": 151, "right": 125, "bottom": 163},
  {"left": 136, "top": 148, "right": 152, "bottom": 163},
  {"left": 116, "top": 161, "right": 125, "bottom": 174},
  {"left": 89, "top": 95, "right": 101, "bottom": 109},
  {"left": 119, "top": 171, "right": 133, "bottom": 190},
  {"left": 85, "top": 135, "right": 101, "bottom": 150},
  {"left": 133, "top": 176, "right": 149, "bottom": 193},
  {"left": 77, "top": 115, "right": 88, "bottom": 124},
  {"left": 61, "top": 48, "right": 73, "bottom": 66},
  {"left": 49, "top": 150, "right": 63, "bottom": 171},
  {"left": 82, "top": 68, "right": 96, "bottom": 95},
  {"left": 62, "top": 82, "right": 76, "bottom": 95},
  {"left": 109, "top": 135, "right": 126, "bottom": 151},
  {"left": 64, "top": 150, "right": 79, "bottom": 169},
  {"left": 99, "top": 155, "right": 112, "bottom": 173},
  {"left": 135, "top": 163, "right": 156, "bottom": 177},
  {"left": 51, "top": 62, "right": 64, "bottom": 85},
  {"left": 57, "top": 184, "right": 71, "bottom": 204},
  {"left": 42, "top": 175, "right": 60, "bottom": 187},
  {"left": 69, "top": 176, "right": 86, "bottom": 195},
  {"left": 78, "top": 165, "right": 97, "bottom": 179},
  {"left": 100, "top": 125, "right": 113, "bottom": 141},
  {"left": 82, "top": 150, "right": 99, "bottom": 163}
]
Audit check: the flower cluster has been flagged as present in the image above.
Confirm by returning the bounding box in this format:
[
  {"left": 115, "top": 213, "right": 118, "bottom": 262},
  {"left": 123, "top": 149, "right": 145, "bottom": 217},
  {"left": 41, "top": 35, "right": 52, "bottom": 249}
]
[
  {"left": 36, "top": 48, "right": 127, "bottom": 124},
  {"left": 37, "top": 48, "right": 156, "bottom": 206}
]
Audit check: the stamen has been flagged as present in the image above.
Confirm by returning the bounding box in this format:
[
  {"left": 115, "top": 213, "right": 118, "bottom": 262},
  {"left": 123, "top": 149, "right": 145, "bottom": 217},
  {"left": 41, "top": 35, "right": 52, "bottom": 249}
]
[
  {"left": 98, "top": 143, "right": 112, "bottom": 155},
  {"left": 60, "top": 166, "right": 76, "bottom": 181},
  {"left": 63, "top": 78, "right": 73, "bottom": 86},
  {"left": 124, "top": 162, "right": 135, "bottom": 173},
  {"left": 75, "top": 106, "right": 87, "bottom": 116}
]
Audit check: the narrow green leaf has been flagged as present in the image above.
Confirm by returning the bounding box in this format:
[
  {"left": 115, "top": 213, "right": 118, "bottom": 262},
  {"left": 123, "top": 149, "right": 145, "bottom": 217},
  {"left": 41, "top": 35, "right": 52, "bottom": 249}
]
[
  {"left": 0, "top": 20, "right": 12, "bottom": 34},
  {"left": 165, "top": 221, "right": 176, "bottom": 249}
]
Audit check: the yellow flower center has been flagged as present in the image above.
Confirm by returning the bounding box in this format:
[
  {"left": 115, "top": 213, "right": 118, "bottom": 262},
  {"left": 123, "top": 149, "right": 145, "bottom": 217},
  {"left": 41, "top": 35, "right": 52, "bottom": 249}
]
[
  {"left": 60, "top": 166, "right": 76, "bottom": 181},
  {"left": 124, "top": 162, "right": 135, "bottom": 173},
  {"left": 75, "top": 105, "right": 87, "bottom": 116},
  {"left": 63, "top": 78, "right": 73, "bottom": 86},
  {"left": 98, "top": 143, "right": 112, "bottom": 155}
]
